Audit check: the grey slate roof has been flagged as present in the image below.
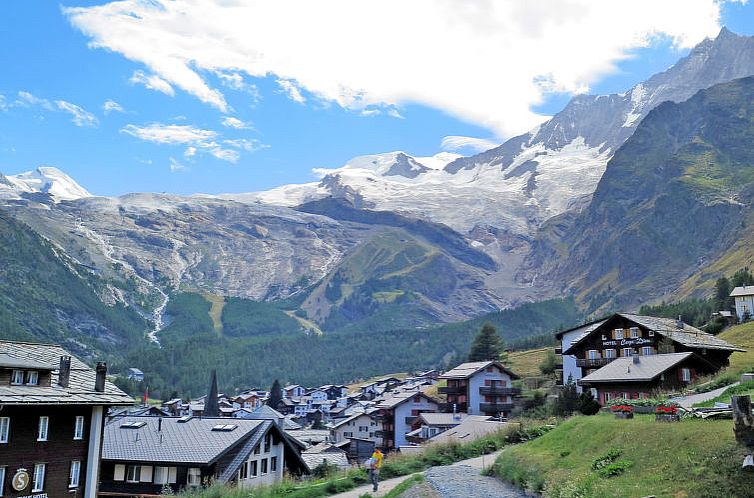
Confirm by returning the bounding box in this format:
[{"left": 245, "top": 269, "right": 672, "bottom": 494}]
[
  {"left": 375, "top": 390, "right": 438, "bottom": 409},
  {"left": 247, "top": 404, "right": 285, "bottom": 420},
  {"left": 579, "top": 353, "right": 695, "bottom": 384},
  {"left": 301, "top": 443, "right": 350, "bottom": 470},
  {"left": 418, "top": 413, "right": 487, "bottom": 426},
  {"left": 0, "top": 341, "right": 133, "bottom": 406},
  {"left": 563, "top": 314, "right": 745, "bottom": 354},
  {"left": 103, "top": 415, "right": 264, "bottom": 465},
  {"left": 731, "top": 286, "right": 754, "bottom": 297},
  {"left": 439, "top": 361, "right": 519, "bottom": 380},
  {"left": 558, "top": 320, "right": 608, "bottom": 345},
  {"left": 428, "top": 418, "right": 507, "bottom": 444}
]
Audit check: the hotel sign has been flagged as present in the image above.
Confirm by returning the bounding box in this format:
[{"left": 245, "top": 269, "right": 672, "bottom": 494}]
[
  {"left": 12, "top": 469, "right": 29, "bottom": 492},
  {"left": 603, "top": 338, "right": 652, "bottom": 347}
]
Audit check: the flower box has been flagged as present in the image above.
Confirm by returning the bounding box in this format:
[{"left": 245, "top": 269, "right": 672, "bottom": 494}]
[
  {"left": 655, "top": 413, "right": 680, "bottom": 422},
  {"left": 655, "top": 403, "right": 680, "bottom": 421}
]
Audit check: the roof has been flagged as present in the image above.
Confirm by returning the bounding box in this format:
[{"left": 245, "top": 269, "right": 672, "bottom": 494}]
[
  {"left": 731, "top": 286, "right": 754, "bottom": 297},
  {"left": 375, "top": 390, "right": 438, "bottom": 409},
  {"left": 301, "top": 444, "right": 350, "bottom": 470},
  {"left": 555, "top": 318, "right": 607, "bottom": 339},
  {"left": 286, "top": 429, "right": 331, "bottom": 446},
  {"left": 439, "top": 361, "right": 519, "bottom": 380},
  {"left": 0, "top": 352, "right": 54, "bottom": 370},
  {"left": 418, "top": 412, "right": 477, "bottom": 426},
  {"left": 127, "top": 368, "right": 144, "bottom": 375},
  {"left": 579, "top": 353, "right": 699, "bottom": 384},
  {"left": 563, "top": 314, "right": 745, "bottom": 355},
  {"left": 103, "top": 416, "right": 265, "bottom": 465},
  {"left": 428, "top": 418, "right": 507, "bottom": 445},
  {"left": 247, "top": 404, "right": 285, "bottom": 420},
  {"left": 0, "top": 341, "right": 133, "bottom": 406},
  {"left": 330, "top": 412, "right": 373, "bottom": 429}
]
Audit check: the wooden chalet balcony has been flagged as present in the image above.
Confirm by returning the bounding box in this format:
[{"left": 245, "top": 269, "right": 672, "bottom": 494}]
[
  {"left": 576, "top": 358, "right": 615, "bottom": 368},
  {"left": 373, "top": 411, "right": 391, "bottom": 421},
  {"left": 439, "top": 402, "right": 468, "bottom": 413},
  {"left": 480, "top": 402, "right": 514, "bottom": 414},
  {"left": 438, "top": 385, "right": 467, "bottom": 395},
  {"left": 479, "top": 386, "right": 521, "bottom": 396},
  {"left": 554, "top": 347, "right": 563, "bottom": 355},
  {"left": 404, "top": 416, "right": 418, "bottom": 425},
  {"left": 375, "top": 429, "right": 394, "bottom": 438}
]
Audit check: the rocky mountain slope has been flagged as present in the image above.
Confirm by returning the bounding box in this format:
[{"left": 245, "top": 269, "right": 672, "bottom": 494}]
[{"left": 523, "top": 76, "right": 754, "bottom": 312}]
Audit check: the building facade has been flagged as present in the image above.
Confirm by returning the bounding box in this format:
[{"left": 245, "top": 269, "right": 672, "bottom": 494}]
[
  {"left": 0, "top": 342, "right": 133, "bottom": 498},
  {"left": 374, "top": 391, "right": 439, "bottom": 450},
  {"left": 731, "top": 286, "right": 754, "bottom": 322},
  {"left": 438, "top": 361, "right": 520, "bottom": 418}
]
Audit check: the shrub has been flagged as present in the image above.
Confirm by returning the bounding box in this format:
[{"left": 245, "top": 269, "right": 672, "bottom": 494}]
[
  {"left": 579, "top": 391, "right": 601, "bottom": 415},
  {"left": 591, "top": 449, "right": 622, "bottom": 471},
  {"left": 596, "top": 460, "right": 634, "bottom": 478}
]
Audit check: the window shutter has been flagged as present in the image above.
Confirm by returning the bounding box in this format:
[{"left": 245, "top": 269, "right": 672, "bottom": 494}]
[
  {"left": 140, "top": 466, "right": 153, "bottom": 483},
  {"left": 114, "top": 464, "right": 125, "bottom": 481}
]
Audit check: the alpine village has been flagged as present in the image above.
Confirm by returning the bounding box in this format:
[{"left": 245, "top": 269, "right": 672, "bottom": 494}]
[{"left": 4, "top": 5, "right": 754, "bottom": 498}]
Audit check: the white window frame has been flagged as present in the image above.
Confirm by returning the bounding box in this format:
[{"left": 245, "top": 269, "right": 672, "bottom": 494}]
[
  {"left": 37, "top": 416, "right": 49, "bottom": 441},
  {"left": 250, "top": 460, "right": 258, "bottom": 477},
  {"left": 126, "top": 465, "right": 141, "bottom": 483},
  {"left": 271, "top": 456, "right": 278, "bottom": 473},
  {"left": 69, "top": 461, "right": 81, "bottom": 488},
  {"left": 26, "top": 371, "right": 39, "bottom": 386},
  {"left": 629, "top": 327, "right": 639, "bottom": 339},
  {"left": 74, "top": 416, "right": 85, "bottom": 440},
  {"left": 0, "top": 466, "right": 5, "bottom": 497},
  {"left": 588, "top": 350, "right": 599, "bottom": 360},
  {"left": 187, "top": 468, "right": 201, "bottom": 487},
  {"left": 648, "top": 330, "right": 655, "bottom": 337},
  {"left": 681, "top": 368, "right": 691, "bottom": 382},
  {"left": 32, "top": 463, "right": 45, "bottom": 492},
  {"left": 154, "top": 466, "right": 176, "bottom": 485},
  {"left": 642, "top": 347, "right": 653, "bottom": 356},
  {"left": 0, "top": 417, "right": 8, "bottom": 443},
  {"left": 614, "top": 328, "right": 624, "bottom": 340},
  {"left": 605, "top": 349, "right": 616, "bottom": 359},
  {"left": 604, "top": 392, "right": 613, "bottom": 402},
  {"left": 622, "top": 348, "right": 633, "bottom": 357},
  {"left": 10, "top": 370, "right": 23, "bottom": 385}
]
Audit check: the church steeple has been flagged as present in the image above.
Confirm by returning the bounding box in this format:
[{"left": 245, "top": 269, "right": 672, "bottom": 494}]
[{"left": 204, "top": 369, "right": 220, "bottom": 417}]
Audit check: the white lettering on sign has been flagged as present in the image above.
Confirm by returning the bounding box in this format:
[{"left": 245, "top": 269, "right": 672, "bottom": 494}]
[
  {"left": 603, "top": 338, "right": 651, "bottom": 347},
  {"left": 18, "top": 494, "right": 48, "bottom": 498}
]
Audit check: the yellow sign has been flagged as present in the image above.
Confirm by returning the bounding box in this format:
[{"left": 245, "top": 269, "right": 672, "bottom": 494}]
[{"left": 12, "top": 468, "right": 30, "bottom": 492}]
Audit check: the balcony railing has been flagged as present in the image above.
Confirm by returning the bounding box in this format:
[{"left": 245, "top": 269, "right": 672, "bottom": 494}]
[
  {"left": 375, "top": 430, "right": 394, "bottom": 438},
  {"left": 439, "top": 402, "right": 468, "bottom": 413},
  {"left": 479, "top": 387, "right": 521, "bottom": 396},
  {"left": 438, "top": 385, "right": 467, "bottom": 395},
  {"left": 554, "top": 347, "right": 563, "bottom": 355},
  {"left": 480, "top": 402, "right": 515, "bottom": 414},
  {"left": 576, "top": 358, "right": 615, "bottom": 368},
  {"left": 404, "top": 416, "right": 418, "bottom": 425}
]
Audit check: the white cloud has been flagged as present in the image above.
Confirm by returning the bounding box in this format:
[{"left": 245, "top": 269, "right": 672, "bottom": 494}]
[
  {"left": 103, "top": 99, "right": 125, "bottom": 114},
  {"left": 64, "top": 0, "right": 727, "bottom": 137},
  {"left": 56, "top": 100, "right": 98, "bottom": 127},
  {"left": 129, "top": 70, "right": 175, "bottom": 96},
  {"left": 276, "top": 79, "right": 306, "bottom": 104},
  {"left": 16, "top": 91, "right": 53, "bottom": 110},
  {"left": 169, "top": 157, "right": 186, "bottom": 172},
  {"left": 221, "top": 116, "right": 251, "bottom": 129},
  {"left": 0, "top": 95, "right": 6, "bottom": 112},
  {"left": 441, "top": 135, "right": 499, "bottom": 153},
  {"left": 121, "top": 122, "right": 258, "bottom": 163}
]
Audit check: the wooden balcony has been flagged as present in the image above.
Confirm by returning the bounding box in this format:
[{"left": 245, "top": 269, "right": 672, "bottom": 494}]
[
  {"left": 480, "top": 402, "right": 514, "bottom": 414},
  {"left": 576, "top": 358, "right": 615, "bottom": 368},
  {"left": 479, "top": 386, "right": 521, "bottom": 396},
  {"left": 439, "top": 402, "right": 468, "bottom": 413},
  {"left": 438, "top": 385, "right": 467, "bottom": 395},
  {"left": 375, "top": 429, "right": 394, "bottom": 438},
  {"left": 404, "top": 416, "right": 418, "bottom": 425},
  {"left": 554, "top": 347, "right": 563, "bottom": 355}
]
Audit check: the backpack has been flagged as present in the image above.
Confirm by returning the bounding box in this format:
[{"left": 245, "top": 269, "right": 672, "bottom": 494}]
[{"left": 365, "top": 457, "right": 376, "bottom": 469}]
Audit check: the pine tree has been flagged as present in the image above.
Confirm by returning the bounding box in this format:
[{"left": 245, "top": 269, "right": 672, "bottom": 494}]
[
  {"left": 268, "top": 379, "right": 282, "bottom": 408},
  {"left": 554, "top": 374, "right": 580, "bottom": 416},
  {"left": 714, "top": 277, "right": 732, "bottom": 311},
  {"left": 467, "top": 323, "right": 504, "bottom": 362}
]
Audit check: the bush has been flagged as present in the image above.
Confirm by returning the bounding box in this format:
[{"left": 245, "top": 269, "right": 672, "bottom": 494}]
[
  {"left": 597, "top": 460, "right": 634, "bottom": 478},
  {"left": 579, "top": 391, "right": 601, "bottom": 415}
]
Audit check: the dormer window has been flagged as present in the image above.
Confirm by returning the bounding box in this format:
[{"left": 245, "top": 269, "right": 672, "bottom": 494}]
[
  {"left": 629, "top": 327, "right": 639, "bottom": 339},
  {"left": 11, "top": 370, "right": 23, "bottom": 385},
  {"left": 26, "top": 370, "right": 39, "bottom": 385}
]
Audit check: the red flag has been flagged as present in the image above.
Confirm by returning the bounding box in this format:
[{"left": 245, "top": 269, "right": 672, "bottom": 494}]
[{"left": 143, "top": 386, "right": 149, "bottom": 405}]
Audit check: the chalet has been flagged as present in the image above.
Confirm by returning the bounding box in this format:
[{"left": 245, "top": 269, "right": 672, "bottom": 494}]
[
  {"left": 373, "top": 391, "right": 439, "bottom": 450},
  {"left": 126, "top": 368, "right": 145, "bottom": 382},
  {"left": 99, "top": 416, "right": 308, "bottom": 496},
  {"left": 579, "top": 352, "right": 720, "bottom": 404},
  {"left": 731, "top": 286, "right": 754, "bottom": 321},
  {"left": 333, "top": 437, "right": 375, "bottom": 463},
  {"left": 557, "top": 313, "right": 744, "bottom": 390},
  {"left": 318, "top": 385, "right": 349, "bottom": 400},
  {"left": 404, "top": 412, "right": 487, "bottom": 444},
  {"left": 284, "top": 385, "right": 305, "bottom": 398},
  {"left": 329, "top": 412, "right": 381, "bottom": 445},
  {"left": 438, "top": 361, "right": 520, "bottom": 418},
  {"left": 0, "top": 341, "right": 134, "bottom": 498}
]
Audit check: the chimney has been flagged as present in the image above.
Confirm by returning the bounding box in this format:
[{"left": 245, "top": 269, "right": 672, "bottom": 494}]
[
  {"left": 676, "top": 315, "right": 684, "bottom": 329},
  {"left": 158, "top": 417, "right": 163, "bottom": 432},
  {"left": 95, "top": 362, "right": 107, "bottom": 392},
  {"left": 633, "top": 355, "right": 640, "bottom": 365},
  {"left": 59, "top": 356, "right": 71, "bottom": 388}
]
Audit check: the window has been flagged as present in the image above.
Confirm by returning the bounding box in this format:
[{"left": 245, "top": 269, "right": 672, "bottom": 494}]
[
  {"left": 126, "top": 466, "right": 141, "bottom": 483},
  {"left": 10, "top": 370, "right": 23, "bottom": 385},
  {"left": 187, "top": 468, "right": 201, "bottom": 487},
  {"left": 604, "top": 392, "right": 613, "bottom": 402},
  {"left": 681, "top": 368, "right": 691, "bottom": 382},
  {"left": 74, "top": 416, "right": 85, "bottom": 440},
  {"left": 588, "top": 350, "right": 599, "bottom": 360},
  {"left": 271, "top": 457, "right": 278, "bottom": 472},
  {"left": 0, "top": 417, "right": 8, "bottom": 443},
  {"left": 37, "top": 416, "right": 49, "bottom": 441},
  {"left": 0, "top": 467, "right": 5, "bottom": 497},
  {"left": 261, "top": 459, "right": 268, "bottom": 474},
  {"left": 648, "top": 330, "right": 655, "bottom": 337},
  {"left": 344, "top": 431, "right": 353, "bottom": 437},
  {"left": 605, "top": 349, "right": 616, "bottom": 359},
  {"left": 614, "top": 328, "right": 624, "bottom": 340},
  {"left": 69, "top": 461, "right": 81, "bottom": 488},
  {"left": 32, "top": 463, "right": 45, "bottom": 492},
  {"left": 629, "top": 327, "right": 639, "bottom": 338},
  {"left": 601, "top": 334, "right": 607, "bottom": 341},
  {"left": 154, "top": 466, "right": 176, "bottom": 484},
  {"left": 238, "top": 462, "right": 248, "bottom": 480},
  {"left": 622, "top": 348, "right": 633, "bottom": 357},
  {"left": 642, "top": 347, "right": 653, "bottom": 356},
  {"left": 264, "top": 433, "right": 271, "bottom": 452},
  {"left": 26, "top": 371, "right": 39, "bottom": 385},
  {"left": 250, "top": 461, "right": 258, "bottom": 477}
]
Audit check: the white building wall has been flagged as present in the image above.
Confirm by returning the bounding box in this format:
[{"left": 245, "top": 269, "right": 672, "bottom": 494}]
[
  {"left": 560, "top": 329, "right": 584, "bottom": 393},
  {"left": 468, "top": 367, "right": 513, "bottom": 415},
  {"left": 735, "top": 295, "right": 754, "bottom": 321},
  {"left": 331, "top": 414, "right": 381, "bottom": 444},
  {"left": 393, "top": 398, "right": 438, "bottom": 448},
  {"left": 237, "top": 439, "right": 285, "bottom": 488}
]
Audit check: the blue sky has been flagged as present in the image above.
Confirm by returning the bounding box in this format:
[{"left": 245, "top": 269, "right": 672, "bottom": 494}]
[{"left": 0, "top": 1, "right": 752, "bottom": 196}]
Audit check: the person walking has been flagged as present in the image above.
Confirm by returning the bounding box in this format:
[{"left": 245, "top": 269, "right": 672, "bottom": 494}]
[{"left": 368, "top": 448, "right": 384, "bottom": 492}]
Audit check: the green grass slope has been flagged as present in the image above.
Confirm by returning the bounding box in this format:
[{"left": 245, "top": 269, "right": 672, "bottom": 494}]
[{"left": 493, "top": 413, "right": 754, "bottom": 497}]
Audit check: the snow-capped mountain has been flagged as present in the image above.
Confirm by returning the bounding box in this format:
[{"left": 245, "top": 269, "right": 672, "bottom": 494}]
[
  {"left": 0, "top": 166, "right": 91, "bottom": 202},
  {"left": 245, "top": 28, "right": 754, "bottom": 236}
]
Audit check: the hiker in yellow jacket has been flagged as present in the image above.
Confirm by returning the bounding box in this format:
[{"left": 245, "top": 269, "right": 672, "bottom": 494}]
[{"left": 367, "top": 448, "right": 384, "bottom": 492}]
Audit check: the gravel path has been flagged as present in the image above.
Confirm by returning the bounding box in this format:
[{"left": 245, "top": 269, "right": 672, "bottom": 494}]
[
  {"left": 670, "top": 382, "right": 739, "bottom": 408},
  {"left": 425, "top": 465, "right": 531, "bottom": 498}
]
